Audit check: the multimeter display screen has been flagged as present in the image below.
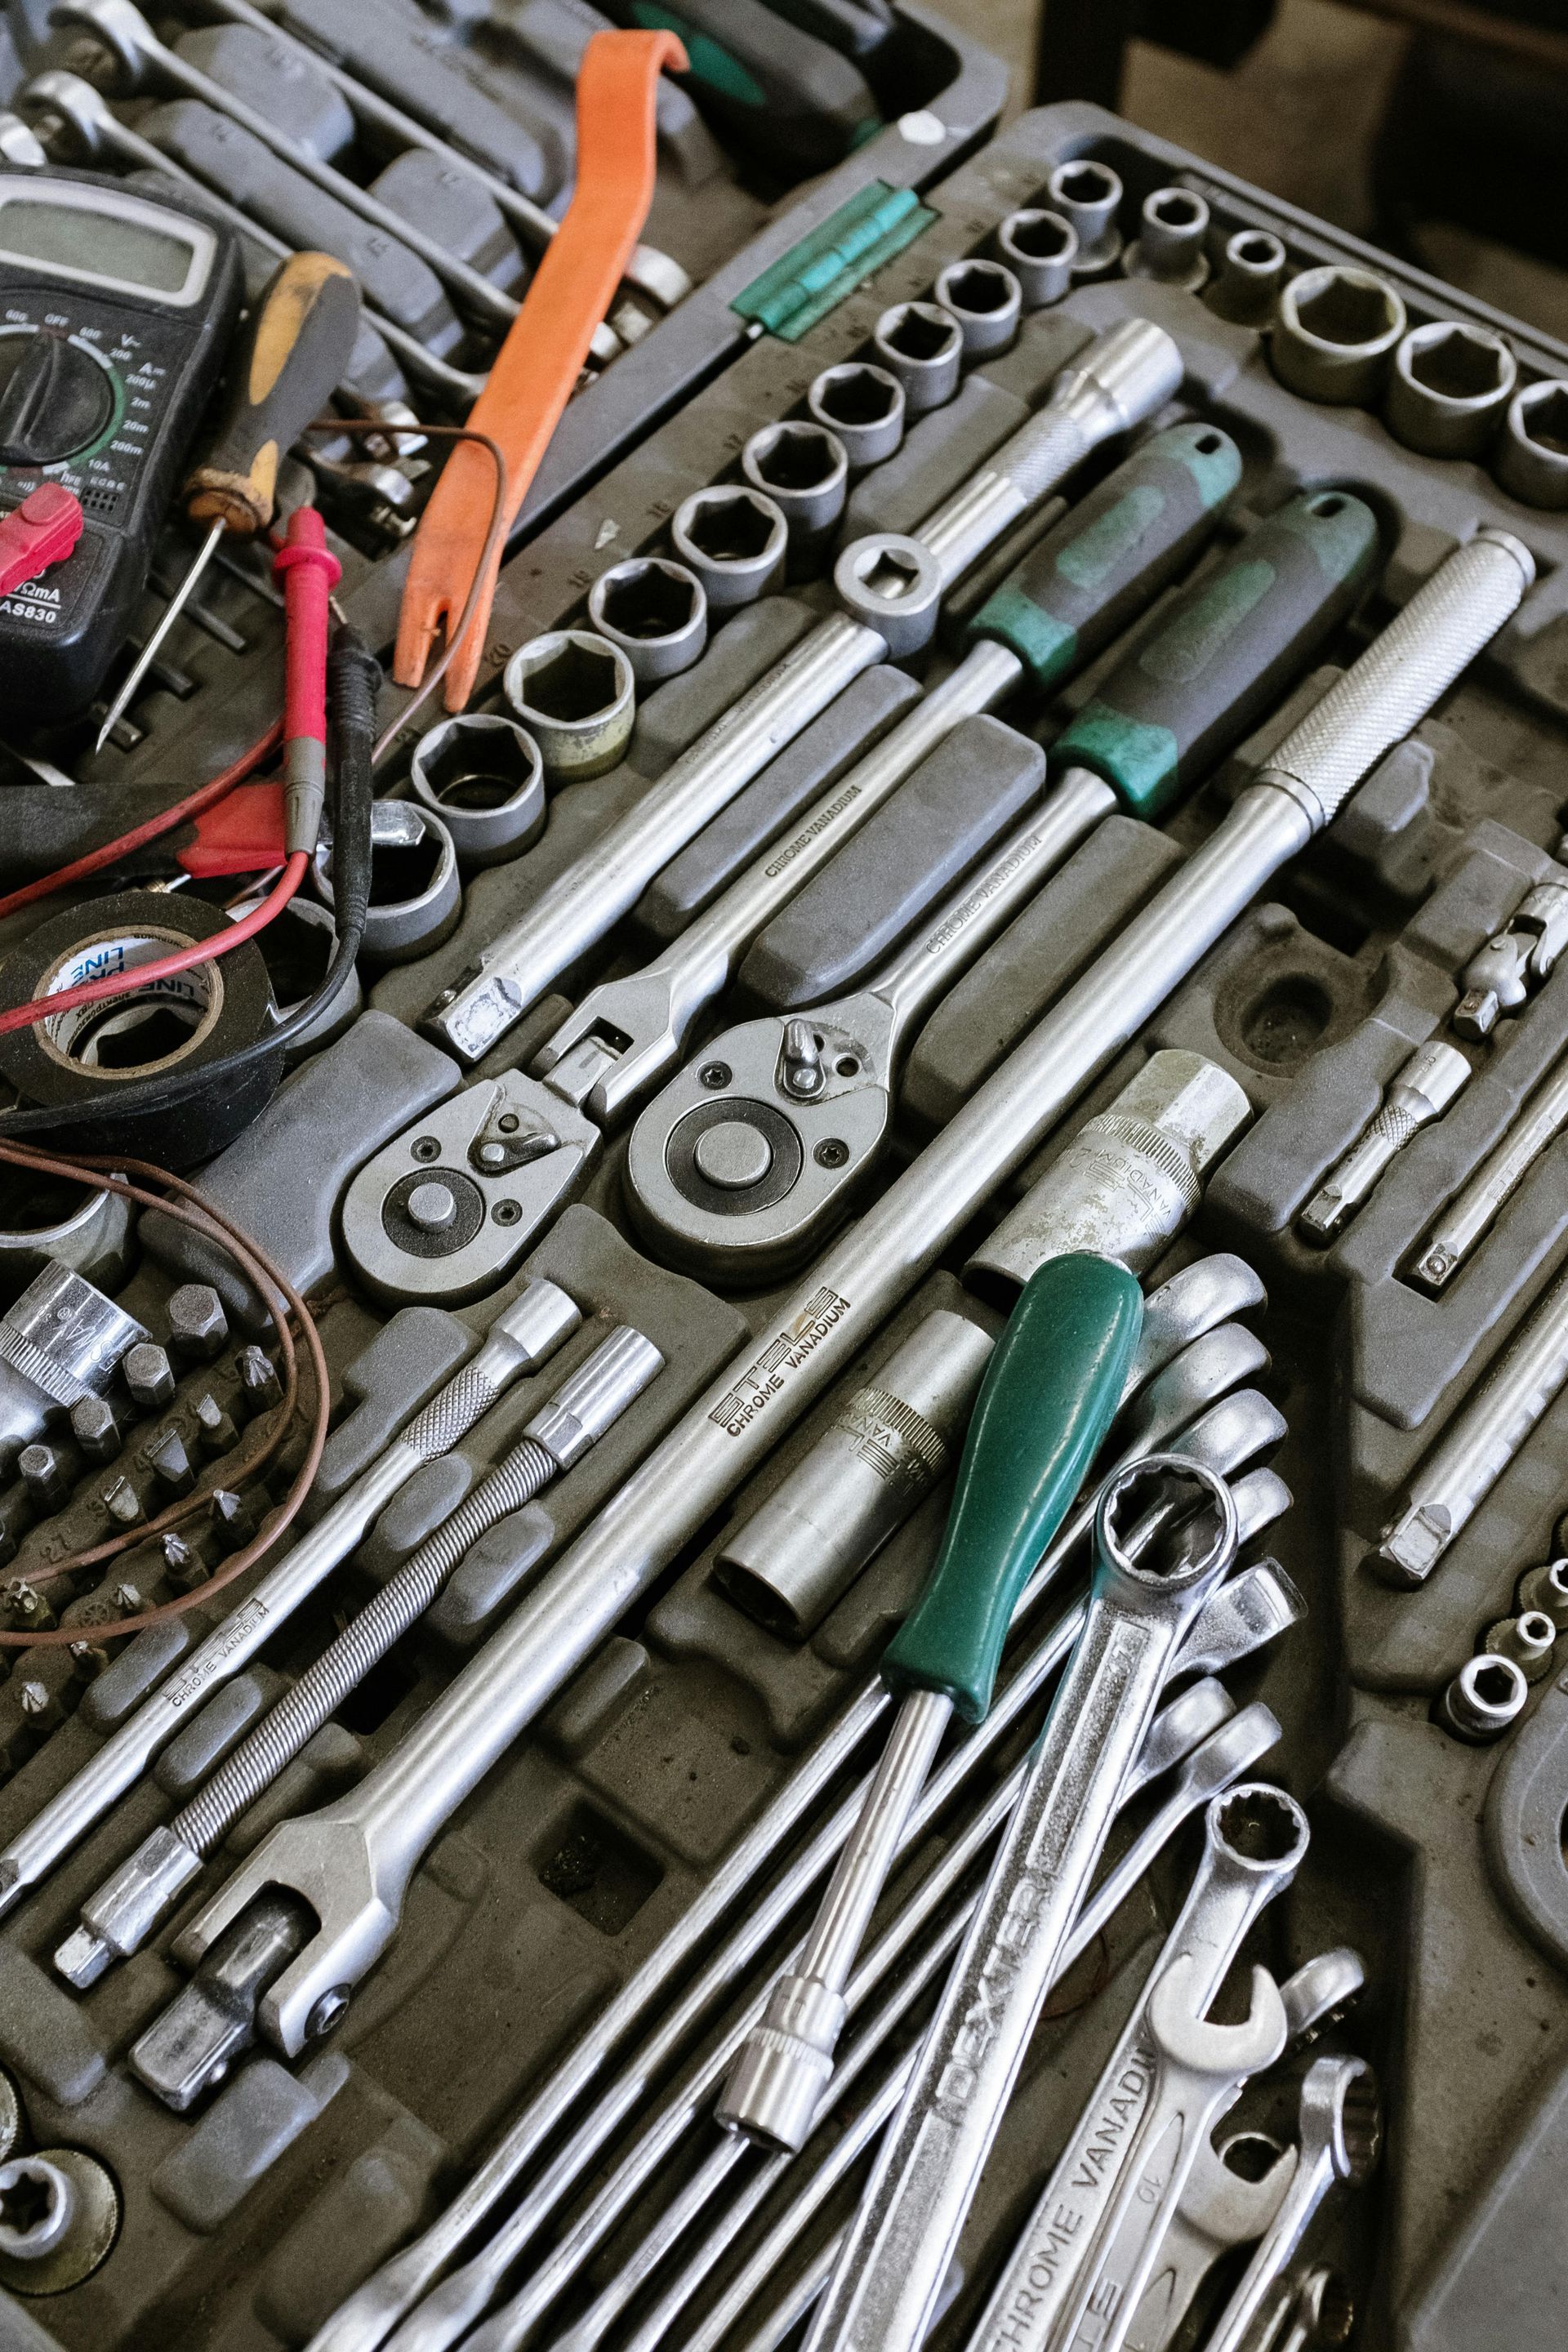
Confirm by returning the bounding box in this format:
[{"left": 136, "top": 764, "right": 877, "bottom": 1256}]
[{"left": 0, "top": 201, "right": 195, "bottom": 295}]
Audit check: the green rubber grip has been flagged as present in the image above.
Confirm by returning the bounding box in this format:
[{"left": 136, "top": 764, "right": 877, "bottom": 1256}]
[
  {"left": 1051, "top": 487, "right": 1380, "bottom": 819},
  {"left": 881, "top": 1253, "right": 1143, "bottom": 1724},
  {"left": 967, "top": 421, "right": 1242, "bottom": 692}
]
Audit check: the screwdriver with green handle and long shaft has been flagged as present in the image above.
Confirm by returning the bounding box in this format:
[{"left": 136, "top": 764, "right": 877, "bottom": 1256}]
[
  {"left": 715, "top": 1250, "right": 1143, "bottom": 2154},
  {"left": 95, "top": 248, "right": 361, "bottom": 751}
]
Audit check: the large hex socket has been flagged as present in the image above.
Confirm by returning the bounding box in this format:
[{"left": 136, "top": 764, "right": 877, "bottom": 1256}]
[
  {"left": 807, "top": 362, "right": 906, "bottom": 471},
  {"left": 313, "top": 803, "right": 461, "bottom": 963},
  {"left": 410, "top": 715, "right": 546, "bottom": 869},
  {"left": 1386, "top": 321, "right": 1516, "bottom": 459},
  {"left": 742, "top": 421, "right": 849, "bottom": 550},
  {"left": 670, "top": 485, "right": 788, "bottom": 610},
  {"left": 934, "top": 257, "right": 1022, "bottom": 355},
  {"left": 1271, "top": 266, "right": 1406, "bottom": 404},
  {"left": 996, "top": 208, "right": 1077, "bottom": 308},
  {"left": 871, "top": 301, "right": 962, "bottom": 417},
  {"left": 1496, "top": 380, "right": 1568, "bottom": 509},
  {"left": 587, "top": 557, "right": 708, "bottom": 685},
  {"left": 711, "top": 1308, "right": 996, "bottom": 1637},
  {"left": 964, "top": 1051, "right": 1254, "bottom": 1304},
  {"left": 502, "top": 630, "right": 635, "bottom": 782}
]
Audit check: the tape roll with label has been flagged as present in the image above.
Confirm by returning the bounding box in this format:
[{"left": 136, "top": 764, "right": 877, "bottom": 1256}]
[{"left": 0, "top": 890, "right": 282, "bottom": 1168}]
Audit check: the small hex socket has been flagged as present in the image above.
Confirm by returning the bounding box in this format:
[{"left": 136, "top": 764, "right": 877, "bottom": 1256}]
[
  {"left": 1518, "top": 1557, "right": 1568, "bottom": 1628},
  {"left": 587, "top": 556, "right": 708, "bottom": 686},
  {"left": 996, "top": 207, "right": 1077, "bottom": 308},
  {"left": 167, "top": 1283, "right": 228, "bottom": 1363},
  {"left": 1386, "top": 321, "right": 1517, "bottom": 459},
  {"left": 1436, "top": 1651, "right": 1528, "bottom": 1742},
  {"left": 807, "top": 362, "right": 906, "bottom": 470},
  {"left": 69, "top": 1394, "right": 121, "bottom": 1463},
  {"left": 1496, "top": 379, "right": 1568, "bottom": 510},
  {"left": 502, "top": 630, "right": 636, "bottom": 783},
  {"left": 670, "top": 485, "right": 787, "bottom": 611},
  {"left": 122, "top": 1343, "right": 175, "bottom": 1412},
  {"left": 409, "top": 716, "right": 546, "bottom": 871},
  {"left": 1047, "top": 156, "right": 1124, "bottom": 274},
  {"left": 314, "top": 802, "right": 461, "bottom": 965},
  {"left": 1485, "top": 1609, "right": 1557, "bottom": 1682},
  {"left": 742, "top": 421, "right": 849, "bottom": 549},
  {"left": 1205, "top": 225, "right": 1288, "bottom": 326},
  {"left": 1272, "top": 266, "right": 1407, "bottom": 404},
  {"left": 933, "top": 257, "right": 1022, "bottom": 354},
  {"left": 1124, "top": 185, "right": 1209, "bottom": 291},
  {"left": 871, "top": 301, "right": 962, "bottom": 417}
]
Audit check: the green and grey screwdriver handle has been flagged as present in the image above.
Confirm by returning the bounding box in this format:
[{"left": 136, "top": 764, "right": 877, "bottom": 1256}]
[{"left": 717, "top": 1252, "right": 1143, "bottom": 2150}]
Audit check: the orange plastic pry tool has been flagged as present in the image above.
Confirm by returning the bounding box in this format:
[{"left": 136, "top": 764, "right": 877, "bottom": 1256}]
[{"left": 394, "top": 28, "right": 686, "bottom": 713}]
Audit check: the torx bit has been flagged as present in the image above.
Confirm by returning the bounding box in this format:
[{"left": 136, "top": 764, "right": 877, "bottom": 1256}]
[
  {"left": 1298, "top": 1041, "right": 1470, "bottom": 1243},
  {"left": 69, "top": 1395, "right": 122, "bottom": 1464},
  {"left": 122, "top": 1343, "right": 176, "bottom": 1413},
  {"left": 160, "top": 1534, "right": 207, "bottom": 1595}
]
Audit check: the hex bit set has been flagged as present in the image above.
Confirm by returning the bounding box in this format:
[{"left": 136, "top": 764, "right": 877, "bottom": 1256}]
[{"left": 3, "top": 29, "right": 1568, "bottom": 2352}]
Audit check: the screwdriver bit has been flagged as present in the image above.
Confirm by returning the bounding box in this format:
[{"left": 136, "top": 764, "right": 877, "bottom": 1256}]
[
  {"left": 123, "top": 1343, "right": 176, "bottom": 1413},
  {"left": 167, "top": 1285, "right": 229, "bottom": 1364},
  {"left": 70, "top": 1395, "right": 122, "bottom": 1464},
  {"left": 237, "top": 1348, "right": 283, "bottom": 1416}
]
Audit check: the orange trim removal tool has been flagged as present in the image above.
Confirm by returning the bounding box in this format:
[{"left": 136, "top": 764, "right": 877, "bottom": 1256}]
[{"left": 394, "top": 28, "right": 685, "bottom": 713}]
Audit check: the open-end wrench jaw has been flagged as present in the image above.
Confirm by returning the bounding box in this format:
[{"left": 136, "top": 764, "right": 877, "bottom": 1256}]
[{"left": 1146, "top": 1955, "right": 1290, "bottom": 2078}]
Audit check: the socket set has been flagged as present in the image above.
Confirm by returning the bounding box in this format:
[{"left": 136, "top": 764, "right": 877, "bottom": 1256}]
[{"left": 3, "top": 57, "right": 1568, "bottom": 2352}]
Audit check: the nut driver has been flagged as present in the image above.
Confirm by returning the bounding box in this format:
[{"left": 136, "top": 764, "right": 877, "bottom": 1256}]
[
  {"left": 424, "top": 318, "right": 1186, "bottom": 1064},
  {"left": 716, "top": 1250, "right": 1143, "bottom": 2152},
  {"left": 627, "top": 488, "right": 1382, "bottom": 1284}
]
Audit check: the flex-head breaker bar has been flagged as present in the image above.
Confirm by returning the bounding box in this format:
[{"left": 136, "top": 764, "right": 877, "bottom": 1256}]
[
  {"left": 169, "top": 532, "right": 1529, "bottom": 2060},
  {"left": 422, "top": 319, "right": 1185, "bottom": 1064}
]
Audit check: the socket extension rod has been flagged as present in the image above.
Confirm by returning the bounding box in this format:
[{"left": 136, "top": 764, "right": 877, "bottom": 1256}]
[
  {"left": 422, "top": 318, "right": 1185, "bottom": 1065},
  {"left": 0, "top": 1282, "right": 581, "bottom": 1922},
  {"left": 800, "top": 1455, "right": 1243, "bottom": 2352},
  {"left": 342, "top": 422, "right": 1246, "bottom": 1297},
  {"left": 629, "top": 488, "right": 1380, "bottom": 1282},
  {"left": 58, "top": 1329, "right": 665, "bottom": 1989},
  {"left": 1413, "top": 1049, "right": 1568, "bottom": 1287},
  {"left": 717, "top": 1250, "right": 1144, "bottom": 2152},
  {"left": 301, "top": 1255, "right": 1265, "bottom": 2352},
  {"left": 174, "top": 530, "right": 1530, "bottom": 2064}
]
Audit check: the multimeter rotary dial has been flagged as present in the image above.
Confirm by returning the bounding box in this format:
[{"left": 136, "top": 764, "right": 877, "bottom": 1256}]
[{"left": 0, "top": 327, "right": 116, "bottom": 466}]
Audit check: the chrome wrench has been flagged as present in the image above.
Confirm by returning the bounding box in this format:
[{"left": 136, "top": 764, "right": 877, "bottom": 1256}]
[{"left": 800, "top": 1454, "right": 1241, "bottom": 2352}]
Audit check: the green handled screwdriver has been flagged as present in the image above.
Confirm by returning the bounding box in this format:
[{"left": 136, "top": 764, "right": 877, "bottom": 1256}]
[
  {"left": 96, "top": 249, "right": 361, "bottom": 752},
  {"left": 717, "top": 1250, "right": 1143, "bottom": 2152}
]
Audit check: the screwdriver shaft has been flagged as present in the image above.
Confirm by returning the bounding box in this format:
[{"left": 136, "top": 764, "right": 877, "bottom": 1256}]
[{"left": 94, "top": 518, "right": 221, "bottom": 751}]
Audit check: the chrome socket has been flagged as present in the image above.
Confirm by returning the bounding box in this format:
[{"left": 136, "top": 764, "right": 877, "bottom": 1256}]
[
  {"left": 670, "top": 484, "right": 788, "bottom": 610},
  {"left": 871, "top": 300, "right": 962, "bottom": 417},
  {"left": 1496, "top": 379, "right": 1568, "bottom": 509},
  {"left": 933, "top": 256, "right": 1022, "bottom": 354},
  {"left": 524, "top": 1325, "right": 665, "bottom": 1471},
  {"left": 502, "top": 630, "right": 636, "bottom": 782},
  {"left": 712, "top": 1308, "right": 995, "bottom": 1637},
  {"left": 1517, "top": 1557, "right": 1568, "bottom": 1628},
  {"left": 832, "top": 532, "right": 944, "bottom": 657},
  {"left": 1436, "top": 1652, "right": 1528, "bottom": 1742},
  {"left": 1385, "top": 321, "right": 1517, "bottom": 459},
  {"left": 742, "top": 421, "right": 849, "bottom": 550},
  {"left": 1205, "top": 225, "right": 1288, "bottom": 326},
  {"left": 1124, "top": 185, "right": 1210, "bottom": 292},
  {"left": 807, "top": 360, "right": 906, "bottom": 470},
  {"left": 410, "top": 715, "right": 546, "bottom": 871},
  {"left": 1484, "top": 1609, "right": 1557, "bottom": 1682},
  {"left": 1271, "top": 265, "right": 1406, "bottom": 404},
  {"left": 587, "top": 555, "right": 709, "bottom": 686},
  {"left": 312, "top": 801, "right": 461, "bottom": 963},
  {"left": 996, "top": 207, "right": 1077, "bottom": 308},
  {"left": 1048, "top": 155, "right": 1124, "bottom": 275},
  {"left": 964, "top": 1051, "right": 1254, "bottom": 1304}
]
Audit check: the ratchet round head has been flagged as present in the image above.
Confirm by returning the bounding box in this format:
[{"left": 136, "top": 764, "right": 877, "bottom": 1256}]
[{"left": 1298, "top": 2053, "right": 1382, "bottom": 2185}]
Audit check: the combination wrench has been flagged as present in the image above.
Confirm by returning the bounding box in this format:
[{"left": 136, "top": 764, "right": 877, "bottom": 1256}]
[
  {"left": 800, "top": 1453, "right": 1243, "bottom": 2352},
  {"left": 966, "top": 1780, "right": 1310, "bottom": 2352}
]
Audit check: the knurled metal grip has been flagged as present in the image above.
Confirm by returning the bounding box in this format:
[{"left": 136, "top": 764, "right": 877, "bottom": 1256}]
[{"left": 1258, "top": 528, "right": 1534, "bottom": 831}]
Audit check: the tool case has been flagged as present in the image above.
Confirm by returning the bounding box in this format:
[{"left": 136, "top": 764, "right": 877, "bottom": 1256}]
[{"left": 3, "top": 40, "right": 1568, "bottom": 2350}]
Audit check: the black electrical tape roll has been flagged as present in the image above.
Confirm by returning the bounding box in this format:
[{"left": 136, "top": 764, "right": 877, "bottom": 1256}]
[{"left": 0, "top": 890, "right": 283, "bottom": 1169}]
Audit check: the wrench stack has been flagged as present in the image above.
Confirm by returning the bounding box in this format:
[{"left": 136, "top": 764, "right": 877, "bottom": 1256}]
[{"left": 5, "top": 53, "right": 1568, "bottom": 2352}]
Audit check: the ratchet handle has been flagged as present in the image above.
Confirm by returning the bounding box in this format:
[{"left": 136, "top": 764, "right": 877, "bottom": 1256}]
[
  {"left": 1053, "top": 488, "right": 1381, "bottom": 818},
  {"left": 882, "top": 1252, "right": 1142, "bottom": 1722},
  {"left": 969, "top": 421, "right": 1241, "bottom": 691},
  {"left": 188, "top": 251, "right": 360, "bottom": 537}
]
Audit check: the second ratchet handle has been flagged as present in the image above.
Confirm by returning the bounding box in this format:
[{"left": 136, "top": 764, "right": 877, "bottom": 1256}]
[
  {"left": 969, "top": 421, "right": 1241, "bottom": 691},
  {"left": 880, "top": 1253, "right": 1142, "bottom": 1722},
  {"left": 1053, "top": 488, "right": 1380, "bottom": 818}
]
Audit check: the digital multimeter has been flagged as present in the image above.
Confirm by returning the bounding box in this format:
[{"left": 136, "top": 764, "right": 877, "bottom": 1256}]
[{"left": 0, "top": 167, "right": 242, "bottom": 722}]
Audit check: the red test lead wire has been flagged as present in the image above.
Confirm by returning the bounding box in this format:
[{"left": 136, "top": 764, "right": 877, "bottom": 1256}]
[{"left": 272, "top": 504, "right": 341, "bottom": 856}]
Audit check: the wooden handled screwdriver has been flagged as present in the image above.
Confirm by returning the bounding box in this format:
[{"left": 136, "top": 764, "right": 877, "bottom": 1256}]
[{"left": 95, "top": 250, "right": 361, "bottom": 752}]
